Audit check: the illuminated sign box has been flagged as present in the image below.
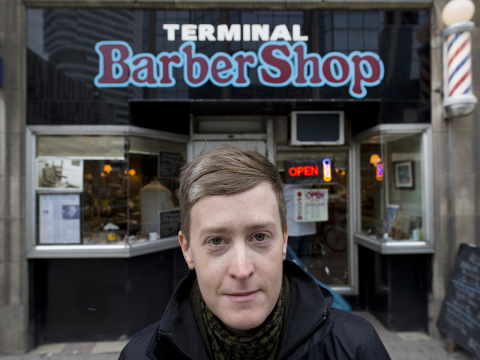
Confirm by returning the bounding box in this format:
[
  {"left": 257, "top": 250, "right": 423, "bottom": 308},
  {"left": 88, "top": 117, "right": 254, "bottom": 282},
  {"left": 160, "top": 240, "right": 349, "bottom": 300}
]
[
  {"left": 285, "top": 158, "right": 335, "bottom": 184},
  {"left": 291, "top": 111, "right": 344, "bottom": 146}
]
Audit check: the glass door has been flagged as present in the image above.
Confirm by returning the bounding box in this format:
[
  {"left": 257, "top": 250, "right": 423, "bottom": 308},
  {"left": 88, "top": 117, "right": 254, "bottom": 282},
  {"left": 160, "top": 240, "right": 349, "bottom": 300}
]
[{"left": 279, "top": 150, "right": 351, "bottom": 288}]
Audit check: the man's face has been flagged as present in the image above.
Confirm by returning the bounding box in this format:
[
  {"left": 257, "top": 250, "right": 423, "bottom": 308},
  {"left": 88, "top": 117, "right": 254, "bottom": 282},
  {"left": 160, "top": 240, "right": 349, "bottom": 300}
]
[{"left": 179, "top": 181, "right": 288, "bottom": 335}]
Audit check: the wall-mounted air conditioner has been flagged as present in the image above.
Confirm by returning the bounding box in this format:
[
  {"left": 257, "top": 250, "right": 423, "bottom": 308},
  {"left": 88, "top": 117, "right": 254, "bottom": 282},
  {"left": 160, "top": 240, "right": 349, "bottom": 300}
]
[{"left": 290, "top": 111, "right": 344, "bottom": 146}]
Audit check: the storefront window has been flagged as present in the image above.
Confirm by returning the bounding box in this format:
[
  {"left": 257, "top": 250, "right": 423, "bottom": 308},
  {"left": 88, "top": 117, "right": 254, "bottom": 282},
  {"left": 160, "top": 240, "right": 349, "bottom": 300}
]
[
  {"left": 278, "top": 150, "right": 350, "bottom": 287},
  {"left": 33, "top": 132, "right": 186, "bottom": 249},
  {"left": 355, "top": 124, "right": 433, "bottom": 253}
]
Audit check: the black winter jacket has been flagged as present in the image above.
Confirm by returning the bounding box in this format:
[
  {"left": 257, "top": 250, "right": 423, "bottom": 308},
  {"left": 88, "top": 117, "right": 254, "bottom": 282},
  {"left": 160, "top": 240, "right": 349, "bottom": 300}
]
[{"left": 119, "top": 260, "right": 391, "bottom": 360}]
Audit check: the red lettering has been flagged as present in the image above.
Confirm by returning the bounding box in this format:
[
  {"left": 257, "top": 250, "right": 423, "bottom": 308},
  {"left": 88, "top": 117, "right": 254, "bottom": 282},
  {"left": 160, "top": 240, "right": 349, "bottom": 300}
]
[
  {"left": 322, "top": 54, "right": 350, "bottom": 84},
  {"left": 306, "top": 191, "right": 325, "bottom": 199},
  {"left": 350, "top": 53, "right": 383, "bottom": 97},
  {"left": 288, "top": 165, "right": 320, "bottom": 177},
  {"left": 305, "top": 166, "right": 318, "bottom": 176},
  {"left": 211, "top": 55, "right": 234, "bottom": 84},
  {"left": 131, "top": 55, "right": 157, "bottom": 85},
  {"left": 94, "top": 41, "right": 383, "bottom": 98},
  {"left": 293, "top": 43, "right": 322, "bottom": 85},
  {"left": 259, "top": 44, "right": 292, "bottom": 85},
  {"left": 95, "top": 42, "right": 131, "bottom": 85},
  {"left": 157, "top": 53, "right": 182, "bottom": 85},
  {"left": 233, "top": 53, "right": 256, "bottom": 85},
  {"left": 181, "top": 43, "right": 209, "bottom": 86}
]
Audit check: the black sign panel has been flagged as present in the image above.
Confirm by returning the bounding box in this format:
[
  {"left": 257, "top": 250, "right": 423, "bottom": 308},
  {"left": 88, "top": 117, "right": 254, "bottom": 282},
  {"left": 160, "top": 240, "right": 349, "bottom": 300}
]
[
  {"left": 158, "top": 210, "right": 181, "bottom": 238},
  {"left": 27, "top": 9, "right": 431, "bottom": 126},
  {"left": 437, "top": 244, "right": 480, "bottom": 356},
  {"left": 158, "top": 151, "right": 184, "bottom": 179}
]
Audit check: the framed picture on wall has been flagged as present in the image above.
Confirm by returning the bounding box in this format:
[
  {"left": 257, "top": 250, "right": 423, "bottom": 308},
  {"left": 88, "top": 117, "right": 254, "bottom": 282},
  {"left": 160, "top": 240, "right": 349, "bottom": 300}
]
[
  {"left": 383, "top": 204, "right": 400, "bottom": 233},
  {"left": 394, "top": 161, "right": 414, "bottom": 189}
]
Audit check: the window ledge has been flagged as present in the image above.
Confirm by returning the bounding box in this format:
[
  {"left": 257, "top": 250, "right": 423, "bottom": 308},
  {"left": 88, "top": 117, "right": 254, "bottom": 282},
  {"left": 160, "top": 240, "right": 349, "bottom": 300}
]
[
  {"left": 26, "top": 236, "right": 180, "bottom": 259},
  {"left": 354, "top": 233, "right": 434, "bottom": 254}
]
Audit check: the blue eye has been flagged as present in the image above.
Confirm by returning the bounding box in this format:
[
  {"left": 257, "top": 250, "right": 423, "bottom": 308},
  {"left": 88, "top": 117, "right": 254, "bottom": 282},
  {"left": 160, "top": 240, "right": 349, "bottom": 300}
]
[
  {"left": 210, "top": 237, "right": 223, "bottom": 246},
  {"left": 254, "top": 233, "right": 267, "bottom": 241}
]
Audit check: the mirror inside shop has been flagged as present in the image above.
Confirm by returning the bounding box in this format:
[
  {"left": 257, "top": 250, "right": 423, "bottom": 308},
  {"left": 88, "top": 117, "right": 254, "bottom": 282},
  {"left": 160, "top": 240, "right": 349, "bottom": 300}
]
[
  {"left": 281, "top": 150, "right": 350, "bottom": 286},
  {"left": 35, "top": 135, "right": 186, "bottom": 246}
]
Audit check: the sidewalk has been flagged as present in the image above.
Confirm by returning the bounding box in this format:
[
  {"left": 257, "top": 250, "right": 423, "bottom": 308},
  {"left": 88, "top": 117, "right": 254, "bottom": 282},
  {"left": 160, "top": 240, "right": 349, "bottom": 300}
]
[
  {"left": 0, "top": 312, "right": 474, "bottom": 360},
  {"left": 358, "top": 312, "right": 474, "bottom": 360},
  {"left": 0, "top": 340, "right": 124, "bottom": 360}
]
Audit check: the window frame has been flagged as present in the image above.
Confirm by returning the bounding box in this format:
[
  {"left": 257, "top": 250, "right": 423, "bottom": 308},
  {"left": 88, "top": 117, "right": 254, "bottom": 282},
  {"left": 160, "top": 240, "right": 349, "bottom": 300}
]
[
  {"left": 352, "top": 124, "right": 434, "bottom": 254},
  {"left": 26, "top": 125, "right": 189, "bottom": 259}
]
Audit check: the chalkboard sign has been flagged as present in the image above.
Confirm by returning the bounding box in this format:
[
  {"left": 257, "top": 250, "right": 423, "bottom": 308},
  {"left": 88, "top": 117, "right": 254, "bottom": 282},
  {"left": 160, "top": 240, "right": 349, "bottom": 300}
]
[
  {"left": 159, "top": 151, "right": 184, "bottom": 179},
  {"left": 437, "top": 243, "right": 480, "bottom": 356},
  {"left": 158, "top": 210, "right": 181, "bottom": 238}
]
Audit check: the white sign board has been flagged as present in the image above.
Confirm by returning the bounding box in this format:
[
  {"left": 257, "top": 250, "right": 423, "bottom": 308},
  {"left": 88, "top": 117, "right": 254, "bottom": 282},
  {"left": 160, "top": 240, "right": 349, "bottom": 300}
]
[
  {"left": 294, "top": 189, "right": 329, "bottom": 222},
  {"left": 39, "top": 194, "right": 81, "bottom": 244}
]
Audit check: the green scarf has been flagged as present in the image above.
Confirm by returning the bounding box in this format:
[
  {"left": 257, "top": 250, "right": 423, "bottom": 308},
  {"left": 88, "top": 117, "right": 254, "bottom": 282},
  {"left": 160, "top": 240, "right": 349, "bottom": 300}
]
[{"left": 191, "top": 275, "right": 290, "bottom": 360}]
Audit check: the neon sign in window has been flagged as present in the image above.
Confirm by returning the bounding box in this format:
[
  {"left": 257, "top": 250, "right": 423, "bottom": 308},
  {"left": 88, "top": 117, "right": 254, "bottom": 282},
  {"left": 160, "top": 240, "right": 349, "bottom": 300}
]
[
  {"left": 323, "top": 158, "right": 332, "bottom": 182},
  {"left": 370, "top": 154, "right": 383, "bottom": 181},
  {"left": 285, "top": 158, "right": 334, "bottom": 184}
]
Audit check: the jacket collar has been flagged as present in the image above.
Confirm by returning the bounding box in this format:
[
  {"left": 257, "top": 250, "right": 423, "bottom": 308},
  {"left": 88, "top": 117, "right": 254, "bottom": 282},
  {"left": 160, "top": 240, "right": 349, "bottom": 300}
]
[
  {"left": 147, "top": 259, "right": 334, "bottom": 360},
  {"left": 277, "top": 260, "right": 334, "bottom": 359},
  {"left": 146, "top": 270, "right": 207, "bottom": 360}
]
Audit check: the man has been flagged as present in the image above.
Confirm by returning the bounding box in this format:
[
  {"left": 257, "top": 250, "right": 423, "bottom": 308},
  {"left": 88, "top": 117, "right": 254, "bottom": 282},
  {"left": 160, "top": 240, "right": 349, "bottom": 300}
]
[{"left": 119, "top": 146, "right": 391, "bottom": 360}]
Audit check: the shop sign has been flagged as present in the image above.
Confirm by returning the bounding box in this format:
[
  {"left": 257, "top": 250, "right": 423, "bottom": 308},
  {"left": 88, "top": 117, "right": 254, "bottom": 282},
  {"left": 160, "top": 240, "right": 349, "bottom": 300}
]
[
  {"left": 94, "top": 24, "right": 384, "bottom": 99},
  {"left": 285, "top": 159, "right": 335, "bottom": 184}
]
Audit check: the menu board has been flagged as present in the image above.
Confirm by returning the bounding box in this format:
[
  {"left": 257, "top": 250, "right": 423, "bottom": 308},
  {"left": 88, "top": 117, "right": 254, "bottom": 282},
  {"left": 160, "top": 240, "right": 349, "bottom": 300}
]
[
  {"left": 437, "top": 243, "right": 480, "bottom": 356},
  {"left": 158, "top": 151, "right": 184, "bottom": 179}
]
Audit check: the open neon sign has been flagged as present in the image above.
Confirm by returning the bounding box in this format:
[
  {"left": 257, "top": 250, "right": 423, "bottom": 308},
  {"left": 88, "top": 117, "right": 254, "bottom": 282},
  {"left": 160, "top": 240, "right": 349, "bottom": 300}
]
[
  {"left": 288, "top": 165, "right": 319, "bottom": 177},
  {"left": 286, "top": 158, "right": 334, "bottom": 184}
]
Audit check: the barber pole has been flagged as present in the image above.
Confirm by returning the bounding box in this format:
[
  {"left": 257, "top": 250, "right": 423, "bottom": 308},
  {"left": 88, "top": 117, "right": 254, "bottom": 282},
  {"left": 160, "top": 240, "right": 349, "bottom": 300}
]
[
  {"left": 442, "top": 4, "right": 477, "bottom": 117},
  {"left": 445, "top": 28, "right": 472, "bottom": 98}
]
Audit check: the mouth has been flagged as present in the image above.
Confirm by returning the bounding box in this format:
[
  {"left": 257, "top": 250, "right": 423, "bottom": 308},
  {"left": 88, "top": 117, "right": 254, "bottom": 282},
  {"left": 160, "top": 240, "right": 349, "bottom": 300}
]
[{"left": 226, "top": 290, "right": 260, "bottom": 303}]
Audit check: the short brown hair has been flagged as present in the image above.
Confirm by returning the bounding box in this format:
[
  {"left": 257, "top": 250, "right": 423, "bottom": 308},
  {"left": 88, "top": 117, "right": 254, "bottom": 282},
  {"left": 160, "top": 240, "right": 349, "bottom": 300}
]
[{"left": 178, "top": 146, "right": 286, "bottom": 239}]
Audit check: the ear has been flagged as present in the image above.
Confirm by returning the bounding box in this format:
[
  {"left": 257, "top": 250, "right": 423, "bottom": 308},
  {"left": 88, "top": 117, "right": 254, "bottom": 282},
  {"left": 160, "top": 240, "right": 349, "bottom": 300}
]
[
  {"left": 282, "top": 225, "right": 288, "bottom": 260},
  {"left": 179, "top": 231, "right": 195, "bottom": 270}
]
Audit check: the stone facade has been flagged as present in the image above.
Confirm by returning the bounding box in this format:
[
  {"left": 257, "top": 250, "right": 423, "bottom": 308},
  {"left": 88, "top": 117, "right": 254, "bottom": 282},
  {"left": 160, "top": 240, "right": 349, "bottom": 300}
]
[
  {"left": 0, "top": 0, "right": 28, "bottom": 353},
  {"left": 1, "top": 0, "right": 479, "bottom": 354},
  {"left": 430, "top": 0, "right": 480, "bottom": 337}
]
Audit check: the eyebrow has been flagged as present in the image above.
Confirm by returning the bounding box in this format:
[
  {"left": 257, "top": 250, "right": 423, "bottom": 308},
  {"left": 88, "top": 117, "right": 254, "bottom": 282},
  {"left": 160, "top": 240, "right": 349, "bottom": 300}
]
[{"left": 198, "top": 221, "right": 278, "bottom": 238}]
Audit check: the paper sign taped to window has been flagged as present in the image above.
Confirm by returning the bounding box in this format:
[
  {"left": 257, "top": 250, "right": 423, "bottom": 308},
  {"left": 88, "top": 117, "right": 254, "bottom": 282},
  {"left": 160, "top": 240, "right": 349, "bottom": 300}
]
[{"left": 294, "top": 189, "right": 329, "bottom": 222}]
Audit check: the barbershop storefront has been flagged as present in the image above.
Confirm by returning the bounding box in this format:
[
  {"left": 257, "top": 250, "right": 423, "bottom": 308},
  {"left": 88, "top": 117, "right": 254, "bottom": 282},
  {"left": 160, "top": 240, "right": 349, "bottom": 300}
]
[{"left": 25, "top": 7, "right": 434, "bottom": 345}]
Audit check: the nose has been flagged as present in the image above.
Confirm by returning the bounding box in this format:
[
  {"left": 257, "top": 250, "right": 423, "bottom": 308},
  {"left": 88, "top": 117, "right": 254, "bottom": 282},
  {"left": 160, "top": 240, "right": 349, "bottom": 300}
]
[{"left": 228, "top": 244, "right": 254, "bottom": 280}]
